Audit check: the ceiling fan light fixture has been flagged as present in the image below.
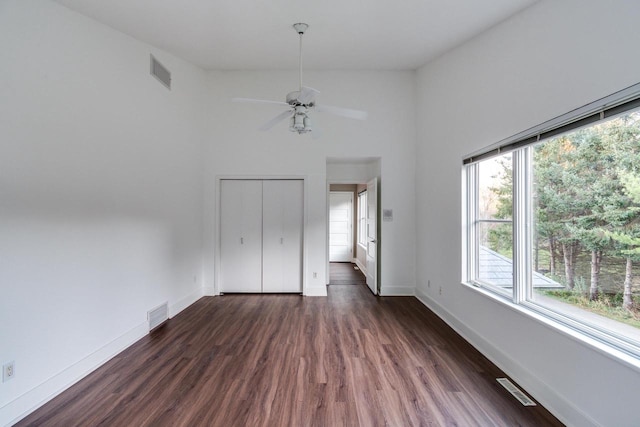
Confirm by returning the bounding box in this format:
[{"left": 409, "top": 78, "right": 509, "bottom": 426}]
[
  {"left": 232, "top": 22, "right": 367, "bottom": 136},
  {"left": 290, "top": 111, "right": 311, "bottom": 134}
]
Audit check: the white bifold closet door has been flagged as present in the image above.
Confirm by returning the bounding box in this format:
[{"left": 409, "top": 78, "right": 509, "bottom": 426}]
[
  {"left": 220, "top": 179, "right": 303, "bottom": 293},
  {"left": 262, "top": 180, "right": 303, "bottom": 293},
  {"left": 220, "top": 180, "right": 263, "bottom": 293}
]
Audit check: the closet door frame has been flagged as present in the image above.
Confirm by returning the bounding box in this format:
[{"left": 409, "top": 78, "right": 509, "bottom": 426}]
[{"left": 214, "top": 175, "right": 307, "bottom": 295}]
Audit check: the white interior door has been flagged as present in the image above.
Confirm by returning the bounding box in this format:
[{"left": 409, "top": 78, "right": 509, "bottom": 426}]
[
  {"left": 329, "top": 192, "right": 353, "bottom": 262},
  {"left": 366, "top": 178, "right": 378, "bottom": 294},
  {"left": 262, "top": 180, "right": 303, "bottom": 293},
  {"left": 220, "top": 180, "right": 263, "bottom": 293}
]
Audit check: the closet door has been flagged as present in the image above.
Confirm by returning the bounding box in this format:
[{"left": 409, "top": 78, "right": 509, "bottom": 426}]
[
  {"left": 220, "top": 180, "right": 263, "bottom": 293},
  {"left": 262, "top": 180, "right": 303, "bottom": 293}
]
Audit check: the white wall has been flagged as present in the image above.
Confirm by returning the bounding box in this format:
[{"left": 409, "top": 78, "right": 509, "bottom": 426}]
[
  {"left": 415, "top": 1, "right": 640, "bottom": 426},
  {"left": 202, "top": 70, "right": 417, "bottom": 296},
  {"left": 0, "top": 1, "right": 207, "bottom": 424}
]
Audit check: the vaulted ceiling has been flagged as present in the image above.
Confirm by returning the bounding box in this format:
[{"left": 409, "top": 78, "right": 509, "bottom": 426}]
[{"left": 54, "top": 0, "right": 538, "bottom": 70}]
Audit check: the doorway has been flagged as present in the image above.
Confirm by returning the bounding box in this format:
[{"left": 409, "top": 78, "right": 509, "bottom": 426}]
[
  {"left": 327, "top": 178, "right": 379, "bottom": 295},
  {"left": 326, "top": 157, "right": 381, "bottom": 295}
]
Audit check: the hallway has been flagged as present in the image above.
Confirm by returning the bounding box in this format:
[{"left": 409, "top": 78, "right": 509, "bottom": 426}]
[{"left": 329, "top": 262, "right": 366, "bottom": 286}]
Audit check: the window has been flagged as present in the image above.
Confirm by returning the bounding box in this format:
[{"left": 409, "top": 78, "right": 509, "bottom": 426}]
[
  {"left": 358, "top": 191, "right": 368, "bottom": 247},
  {"left": 464, "top": 84, "right": 640, "bottom": 358},
  {"left": 472, "top": 154, "right": 513, "bottom": 297}
]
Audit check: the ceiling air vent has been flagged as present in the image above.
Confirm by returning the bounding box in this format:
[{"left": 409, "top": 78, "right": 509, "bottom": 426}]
[{"left": 150, "top": 54, "right": 171, "bottom": 90}]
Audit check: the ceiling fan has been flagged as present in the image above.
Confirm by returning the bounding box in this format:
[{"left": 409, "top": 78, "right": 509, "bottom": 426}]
[{"left": 232, "top": 23, "right": 368, "bottom": 136}]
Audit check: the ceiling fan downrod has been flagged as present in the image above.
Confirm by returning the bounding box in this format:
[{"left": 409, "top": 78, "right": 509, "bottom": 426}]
[{"left": 293, "top": 23, "right": 308, "bottom": 92}]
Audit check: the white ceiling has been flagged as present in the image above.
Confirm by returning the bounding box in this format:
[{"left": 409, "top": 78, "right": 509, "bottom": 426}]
[{"left": 54, "top": 0, "right": 538, "bottom": 70}]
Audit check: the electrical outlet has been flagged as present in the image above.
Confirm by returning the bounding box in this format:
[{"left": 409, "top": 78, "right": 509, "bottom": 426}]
[
  {"left": 3, "top": 361, "right": 15, "bottom": 382},
  {"left": 439, "top": 286, "right": 442, "bottom": 295},
  {"left": 313, "top": 272, "right": 317, "bottom": 278}
]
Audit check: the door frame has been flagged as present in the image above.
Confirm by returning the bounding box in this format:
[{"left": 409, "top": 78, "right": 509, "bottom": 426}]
[
  {"left": 326, "top": 179, "right": 380, "bottom": 291},
  {"left": 215, "top": 175, "right": 307, "bottom": 296}
]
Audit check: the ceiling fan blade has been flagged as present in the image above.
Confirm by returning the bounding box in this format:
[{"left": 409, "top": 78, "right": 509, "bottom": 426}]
[
  {"left": 316, "top": 104, "right": 368, "bottom": 120},
  {"left": 258, "top": 109, "right": 293, "bottom": 131},
  {"left": 232, "top": 97, "right": 290, "bottom": 107},
  {"left": 298, "top": 86, "right": 320, "bottom": 105}
]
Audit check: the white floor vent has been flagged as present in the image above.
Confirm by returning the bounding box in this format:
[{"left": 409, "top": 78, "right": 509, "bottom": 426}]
[
  {"left": 496, "top": 378, "right": 536, "bottom": 406},
  {"left": 148, "top": 302, "right": 168, "bottom": 331}
]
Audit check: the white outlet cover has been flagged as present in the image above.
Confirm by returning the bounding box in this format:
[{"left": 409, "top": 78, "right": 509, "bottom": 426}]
[{"left": 3, "top": 361, "right": 15, "bottom": 382}]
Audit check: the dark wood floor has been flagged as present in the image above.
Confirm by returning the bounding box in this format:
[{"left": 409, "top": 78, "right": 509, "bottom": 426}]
[
  {"left": 329, "top": 262, "right": 366, "bottom": 285},
  {"left": 17, "top": 285, "right": 563, "bottom": 426}
]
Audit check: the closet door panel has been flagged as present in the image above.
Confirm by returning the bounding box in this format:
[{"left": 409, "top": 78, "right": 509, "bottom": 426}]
[
  {"left": 220, "top": 180, "right": 263, "bottom": 293},
  {"left": 262, "top": 180, "right": 303, "bottom": 293}
]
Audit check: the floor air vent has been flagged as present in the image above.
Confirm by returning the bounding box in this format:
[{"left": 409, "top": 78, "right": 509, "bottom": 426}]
[
  {"left": 150, "top": 54, "right": 171, "bottom": 89},
  {"left": 148, "top": 302, "right": 168, "bottom": 331},
  {"left": 496, "top": 378, "right": 536, "bottom": 406}
]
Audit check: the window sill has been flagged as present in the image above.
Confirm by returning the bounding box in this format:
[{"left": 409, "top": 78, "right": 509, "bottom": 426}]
[{"left": 461, "top": 281, "right": 640, "bottom": 374}]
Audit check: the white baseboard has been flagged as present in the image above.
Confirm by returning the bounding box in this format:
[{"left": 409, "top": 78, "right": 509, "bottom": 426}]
[
  {"left": 380, "top": 285, "right": 415, "bottom": 296},
  {"left": 1, "top": 322, "right": 148, "bottom": 427},
  {"left": 414, "top": 289, "right": 598, "bottom": 427},
  {"left": 304, "top": 286, "right": 328, "bottom": 297},
  {"left": 354, "top": 258, "right": 366, "bottom": 274},
  {"left": 169, "top": 287, "right": 204, "bottom": 318}
]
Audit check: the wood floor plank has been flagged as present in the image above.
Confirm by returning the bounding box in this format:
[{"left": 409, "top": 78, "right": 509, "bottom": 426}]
[{"left": 16, "top": 284, "right": 563, "bottom": 427}]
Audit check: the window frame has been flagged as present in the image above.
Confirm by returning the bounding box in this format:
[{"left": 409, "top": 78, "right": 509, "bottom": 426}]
[
  {"left": 463, "top": 83, "right": 640, "bottom": 362},
  {"left": 467, "top": 154, "right": 515, "bottom": 297}
]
